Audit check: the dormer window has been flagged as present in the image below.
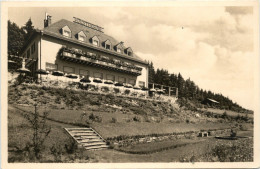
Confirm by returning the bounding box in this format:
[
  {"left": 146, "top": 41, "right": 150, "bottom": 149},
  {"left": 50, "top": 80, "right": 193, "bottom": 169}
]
[
  {"left": 77, "top": 31, "right": 87, "bottom": 42},
  {"left": 91, "top": 36, "right": 100, "bottom": 46},
  {"left": 106, "top": 44, "right": 111, "bottom": 49},
  {"left": 93, "top": 40, "right": 99, "bottom": 46},
  {"left": 79, "top": 35, "right": 85, "bottom": 41},
  {"left": 125, "top": 47, "right": 133, "bottom": 56},
  {"left": 64, "top": 30, "right": 71, "bottom": 37},
  {"left": 61, "top": 26, "right": 72, "bottom": 38},
  {"left": 117, "top": 48, "right": 122, "bottom": 53},
  {"left": 103, "top": 40, "right": 112, "bottom": 50},
  {"left": 115, "top": 42, "right": 124, "bottom": 54}
]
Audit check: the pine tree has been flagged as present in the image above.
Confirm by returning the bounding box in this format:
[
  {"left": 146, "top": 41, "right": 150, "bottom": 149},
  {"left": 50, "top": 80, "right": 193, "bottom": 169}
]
[
  {"left": 8, "top": 20, "right": 26, "bottom": 55},
  {"left": 22, "top": 18, "right": 35, "bottom": 41},
  {"left": 148, "top": 61, "right": 155, "bottom": 83},
  {"left": 177, "top": 73, "right": 185, "bottom": 97}
]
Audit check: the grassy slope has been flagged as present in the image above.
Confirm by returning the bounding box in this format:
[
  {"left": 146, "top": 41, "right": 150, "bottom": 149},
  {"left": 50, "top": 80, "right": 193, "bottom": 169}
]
[
  {"left": 12, "top": 104, "right": 233, "bottom": 139},
  {"left": 201, "top": 108, "right": 253, "bottom": 118},
  {"left": 7, "top": 84, "right": 254, "bottom": 162}
]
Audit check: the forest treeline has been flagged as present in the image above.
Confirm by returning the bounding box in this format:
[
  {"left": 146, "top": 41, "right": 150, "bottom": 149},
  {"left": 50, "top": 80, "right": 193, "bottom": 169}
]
[{"left": 148, "top": 62, "right": 253, "bottom": 114}]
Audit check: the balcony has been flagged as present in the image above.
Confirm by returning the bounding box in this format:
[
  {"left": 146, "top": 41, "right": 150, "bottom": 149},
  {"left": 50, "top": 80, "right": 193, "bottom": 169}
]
[{"left": 60, "top": 50, "right": 142, "bottom": 76}]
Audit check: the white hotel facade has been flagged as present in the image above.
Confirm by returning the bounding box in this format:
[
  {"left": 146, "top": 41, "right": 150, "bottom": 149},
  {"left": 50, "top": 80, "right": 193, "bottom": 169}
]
[{"left": 20, "top": 15, "right": 149, "bottom": 88}]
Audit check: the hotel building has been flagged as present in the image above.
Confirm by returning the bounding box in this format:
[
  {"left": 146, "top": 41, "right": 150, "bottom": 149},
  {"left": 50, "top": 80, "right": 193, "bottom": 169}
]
[{"left": 20, "top": 15, "right": 149, "bottom": 88}]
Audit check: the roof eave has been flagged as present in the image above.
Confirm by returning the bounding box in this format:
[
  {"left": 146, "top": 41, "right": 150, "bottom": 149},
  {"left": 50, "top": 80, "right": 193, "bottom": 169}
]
[{"left": 42, "top": 31, "right": 148, "bottom": 66}]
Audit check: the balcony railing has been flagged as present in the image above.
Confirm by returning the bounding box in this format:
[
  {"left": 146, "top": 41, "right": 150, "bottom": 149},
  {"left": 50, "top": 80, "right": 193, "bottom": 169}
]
[{"left": 60, "top": 50, "right": 142, "bottom": 76}]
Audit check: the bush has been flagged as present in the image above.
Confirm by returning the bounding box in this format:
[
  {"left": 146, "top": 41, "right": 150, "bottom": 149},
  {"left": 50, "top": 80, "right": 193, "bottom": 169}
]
[
  {"left": 124, "top": 89, "right": 130, "bottom": 95},
  {"left": 130, "top": 107, "right": 147, "bottom": 115},
  {"left": 89, "top": 113, "right": 102, "bottom": 122},
  {"left": 23, "top": 107, "right": 51, "bottom": 160},
  {"left": 50, "top": 144, "right": 63, "bottom": 162},
  {"left": 133, "top": 116, "right": 141, "bottom": 122},
  {"left": 114, "top": 88, "right": 120, "bottom": 94},
  {"left": 101, "top": 86, "right": 109, "bottom": 92},
  {"left": 221, "top": 111, "right": 228, "bottom": 119},
  {"left": 64, "top": 138, "right": 78, "bottom": 154},
  {"left": 110, "top": 117, "right": 117, "bottom": 123}
]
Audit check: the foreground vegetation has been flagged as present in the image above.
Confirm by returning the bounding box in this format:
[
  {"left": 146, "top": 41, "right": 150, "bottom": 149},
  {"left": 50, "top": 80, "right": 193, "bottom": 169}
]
[{"left": 8, "top": 84, "right": 253, "bottom": 162}]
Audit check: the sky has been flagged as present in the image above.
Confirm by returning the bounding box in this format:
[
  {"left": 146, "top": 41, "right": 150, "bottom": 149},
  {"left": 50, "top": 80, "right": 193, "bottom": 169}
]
[{"left": 8, "top": 5, "right": 257, "bottom": 110}]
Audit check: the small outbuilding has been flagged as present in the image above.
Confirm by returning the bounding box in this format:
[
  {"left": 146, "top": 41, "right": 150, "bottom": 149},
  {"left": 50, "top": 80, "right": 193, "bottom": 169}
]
[{"left": 202, "top": 98, "right": 219, "bottom": 106}]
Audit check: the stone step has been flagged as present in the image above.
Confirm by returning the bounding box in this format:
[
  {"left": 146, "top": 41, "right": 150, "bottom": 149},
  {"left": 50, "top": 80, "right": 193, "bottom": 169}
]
[
  {"left": 79, "top": 139, "right": 103, "bottom": 143},
  {"left": 70, "top": 131, "right": 95, "bottom": 134},
  {"left": 67, "top": 128, "right": 93, "bottom": 131},
  {"left": 84, "top": 145, "right": 109, "bottom": 150},
  {"left": 64, "top": 127, "right": 108, "bottom": 151},
  {"left": 82, "top": 142, "right": 107, "bottom": 147},
  {"left": 72, "top": 133, "right": 97, "bottom": 136},
  {"left": 79, "top": 135, "right": 101, "bottom": 139}
]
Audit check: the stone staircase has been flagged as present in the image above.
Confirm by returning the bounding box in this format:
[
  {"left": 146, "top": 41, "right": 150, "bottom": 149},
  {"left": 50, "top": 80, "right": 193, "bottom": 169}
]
[{"left": 64, "top": 128, "right": 109, "bottom": 150}]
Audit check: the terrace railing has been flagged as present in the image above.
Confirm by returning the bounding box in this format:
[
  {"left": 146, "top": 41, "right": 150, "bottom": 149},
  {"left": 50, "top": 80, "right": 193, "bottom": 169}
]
[{"left": 60, "top": 47, "right": 142, "bottom": 76}]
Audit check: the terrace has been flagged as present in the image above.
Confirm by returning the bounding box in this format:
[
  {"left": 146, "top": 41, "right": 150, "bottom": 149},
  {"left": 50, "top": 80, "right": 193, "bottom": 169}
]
[{"left": 59, "top": 47, "right": 143, "bottom": 76}]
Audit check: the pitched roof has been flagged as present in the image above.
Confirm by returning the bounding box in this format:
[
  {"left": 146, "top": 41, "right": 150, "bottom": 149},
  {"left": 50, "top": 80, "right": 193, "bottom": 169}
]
[{"left": 43, "top": 19, "right": 146, "bottom": 64}]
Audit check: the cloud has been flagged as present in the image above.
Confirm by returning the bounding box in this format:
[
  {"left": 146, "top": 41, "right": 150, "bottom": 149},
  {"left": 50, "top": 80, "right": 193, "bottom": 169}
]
[{"left": 225, "top": 6, "right": 253, "bottom": 15}]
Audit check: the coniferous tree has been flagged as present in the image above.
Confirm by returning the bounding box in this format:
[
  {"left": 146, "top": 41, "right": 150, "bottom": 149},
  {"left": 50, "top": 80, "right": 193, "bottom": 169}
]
[
  {"left": 22, "top": 18, "right": 35, "bottom": 40},
  {"left": 8, "top": 20, "right": 26, "bottom": 55},
  {"left": 148, "top": 61, "right": 155, "bottom": 83}
]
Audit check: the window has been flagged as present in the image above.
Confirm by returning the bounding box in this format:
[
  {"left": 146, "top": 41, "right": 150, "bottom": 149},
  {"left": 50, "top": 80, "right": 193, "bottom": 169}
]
[
  {"left": 63, "top": 30, "right": 71, "bottom": 37},
  {"left": 129, "top": 79, "right": 136, "bottom": 86},
  {"left": 128, "top": 51, "right": 132, "bottom": 56},
  {"left": 106, "top": 74, "right": 115, "bottom": 81},
  {"left": 61, "top": 26, "right": 72, "bottom": 37},
  {"left": 46, "top": 62, "right": 57, "bottom": 71},
  {"left": 118, "top": 77, "right": 126, "bottom": 83},
  {"left": 63, "top": 66, "right": 75, "bottom": 74},
  {"left": 78, "top": 35, "right": 85, "bottom": 42},
  {"left": 139, "top": 81, "right": 145, "bottom": 87},
  {"left": 117, "top": 48, "right": 122, "bottom": 53},
  {"left": 26, "top": 49, "right": 30, "bottom": 58},
  {"left": 31, "top": 42, "right": 36, "bottom": 54},
  {"left": 94, "top": 72, "right": 103, "bottom": 79},
  {"left": 93, "top": 40, "right": 99, "bottom": 46},
  {"left": 106, "top": 44, "right": 111, "bottom": 50},
  {"left": 79, "top": 69, "right": 89, "bottom": 77}
]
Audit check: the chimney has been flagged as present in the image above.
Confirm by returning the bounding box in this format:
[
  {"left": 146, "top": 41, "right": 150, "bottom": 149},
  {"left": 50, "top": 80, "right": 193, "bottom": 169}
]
[
  {"left": 44, "top": 13, "right": 52, "bottom": 28},
  {"left": 120, "top": 41, "right": 124, "bottom": 46}
]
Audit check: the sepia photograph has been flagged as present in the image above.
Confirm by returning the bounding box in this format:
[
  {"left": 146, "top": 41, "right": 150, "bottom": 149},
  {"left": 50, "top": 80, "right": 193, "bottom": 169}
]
[{"left": 1, "top": 1, "right": 259, "bottom": 168}]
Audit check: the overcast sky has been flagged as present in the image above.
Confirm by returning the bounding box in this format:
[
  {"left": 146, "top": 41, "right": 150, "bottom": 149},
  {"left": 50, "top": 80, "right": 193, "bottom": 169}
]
[{"left": 8, "top": 5, "right": 256, "bottom": 110}]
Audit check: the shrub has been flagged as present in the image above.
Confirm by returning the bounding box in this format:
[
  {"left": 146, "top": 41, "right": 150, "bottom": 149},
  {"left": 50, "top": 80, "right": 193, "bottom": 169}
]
[
  {"left": 186, "top": 119, "right": 190, "bottom": 123},
  {"left": 64, "top": 138, "right": 78, "bottom": 154},
  {"left": 124, "top": 89, "right": 130, "bottom": 95},
  {"left": 23, "top": 107, "right": 51, "bottom": 160},
  {"left": 221, "top": 111, "right": 228, "bottom": 119},
  {"left": 130, "top": 107, "right": 147, "bottom": 115},
  {"left": 89, "top": 113, "right": 102, "bottom": 122},
  {"left": 114, "top": 88, "right": 120, "bottom": 94},
  {"left": 50, "top": 144, "right": 63, "bottom": 162},
  {"left": 101, "top": 86, "right": 109, "bottom": 92},
  {"left": 110, "top": 117, "right": 117, "bottom": 123},
  {"left": 133, "top": 116, "right": 141, "bottom": 122}
]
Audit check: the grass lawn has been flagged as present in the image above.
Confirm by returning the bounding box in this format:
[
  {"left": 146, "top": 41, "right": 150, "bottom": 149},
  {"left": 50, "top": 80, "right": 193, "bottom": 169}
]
[
  {"left": 11, "top": 104, "right": 234, "bottom": 139},
  {"left": 8, "top": 105, "right": 82, "bottom": 162},
  {"left": 88, "top": 137, "right": 253, "bottom": 162},
  {"left": 8, "top": 104, "right": 253, "bottom": 162},
  {"left": 116, "top": 138, "right": 205, "bottom": 154},
  {"left": 201, "top": 108, "right": 253, "bottom": 118}
]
